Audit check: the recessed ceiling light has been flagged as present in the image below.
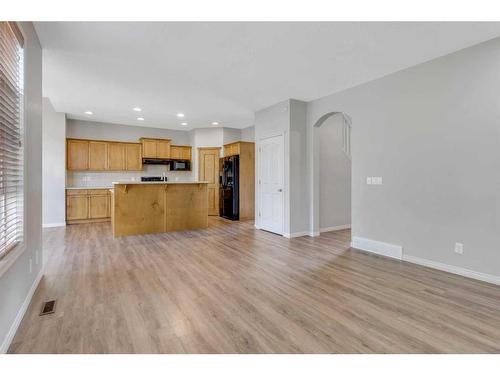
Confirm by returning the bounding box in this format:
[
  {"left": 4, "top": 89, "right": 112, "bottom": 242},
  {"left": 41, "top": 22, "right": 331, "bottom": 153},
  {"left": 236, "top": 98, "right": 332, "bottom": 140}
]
[
  {"left": 133, "top": 107, "right": 142, "bottom": 112},
  {"left": 137, "top": 117, "right": 144, "bottom": 121},
  {"left": 84, "top": 111, "right": 93, "bottom": 115},
  {"left": 180, "top": 122, "right": 188, "bottom": 126},
  {"left": 177, "top": 113, "right": 185, "bottom": 118},
  {"left": 211, "top": 122, "right": 219, "bottom": 125}
]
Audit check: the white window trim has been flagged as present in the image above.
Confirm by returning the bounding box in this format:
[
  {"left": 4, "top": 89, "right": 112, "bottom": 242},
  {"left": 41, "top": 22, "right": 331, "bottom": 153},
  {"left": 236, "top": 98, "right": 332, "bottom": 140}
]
[{"left": 0, "top": 22, "right": 27, "bottom": 278}]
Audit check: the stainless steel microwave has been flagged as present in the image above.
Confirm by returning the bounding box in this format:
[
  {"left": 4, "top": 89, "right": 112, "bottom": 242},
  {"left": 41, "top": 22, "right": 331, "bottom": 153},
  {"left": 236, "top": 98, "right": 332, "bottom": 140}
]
[{"left": 170, "top": 160, "right": 191, "bottom": 171}]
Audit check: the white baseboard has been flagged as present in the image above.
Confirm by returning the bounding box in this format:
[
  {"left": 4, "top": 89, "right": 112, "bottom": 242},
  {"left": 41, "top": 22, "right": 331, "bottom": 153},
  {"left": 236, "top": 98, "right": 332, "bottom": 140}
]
[
  {"left": 351, "top": 236, "right": 403, "bottom": 260},
  {"left": 0, "top": 266, "right": 44, "bottom": 353},
  {"left": 42, "top": 222, "right": 66, "bottom": 228},
  {"left": 403, "top": 255, "right": 500, "bottom": 286},
  {"left": 320, "top": 224, "right": 351, "bottom": 233},
  {"left": 283, "top": 231, "right": 310, "bottom": 238}
]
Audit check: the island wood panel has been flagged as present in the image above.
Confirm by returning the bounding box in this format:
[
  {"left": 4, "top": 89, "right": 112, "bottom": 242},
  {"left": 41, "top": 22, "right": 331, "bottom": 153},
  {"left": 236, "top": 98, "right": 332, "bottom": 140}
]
[
  {"left": 67, "top": 139, "right": 89, "bottom": 170},
  {"left": 112, "top": 183, "right": 208, "bottom": 237},
  {"left": 112, "top": 184, "right": 166, "bottom": 236},
  {"left": 165, "top": 184, "right": 208, "bottom": 231},
  {"left": 198, "top": 147, "right": 220, "bottom": 215}
]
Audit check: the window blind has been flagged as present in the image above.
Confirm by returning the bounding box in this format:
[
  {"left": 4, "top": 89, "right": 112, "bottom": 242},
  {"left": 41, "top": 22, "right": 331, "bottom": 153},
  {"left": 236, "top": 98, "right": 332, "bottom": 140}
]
[{"left": 0, "top": 22, "right": 24, "bottom": 260}]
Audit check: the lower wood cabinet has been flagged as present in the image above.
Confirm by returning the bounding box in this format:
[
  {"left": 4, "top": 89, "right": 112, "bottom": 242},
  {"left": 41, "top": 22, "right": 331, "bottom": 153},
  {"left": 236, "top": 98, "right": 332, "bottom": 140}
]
[
  {"left": 66, "top": 189, "right": 111, "bottom": 224},
  {"left": 66, "top": 194, "right": 89, "bottom": 221}
]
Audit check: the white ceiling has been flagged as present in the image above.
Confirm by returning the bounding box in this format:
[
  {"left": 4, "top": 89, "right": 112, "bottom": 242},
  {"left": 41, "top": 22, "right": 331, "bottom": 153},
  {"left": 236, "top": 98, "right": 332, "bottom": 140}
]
[{"left": 35, "top": 22, "right": 500, "bottom": 130}]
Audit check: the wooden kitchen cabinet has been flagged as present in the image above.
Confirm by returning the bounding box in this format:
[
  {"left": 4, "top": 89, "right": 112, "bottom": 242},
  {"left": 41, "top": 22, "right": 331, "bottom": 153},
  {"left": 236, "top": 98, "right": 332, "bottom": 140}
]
[
  {"left": 89, "top": 141, "right": 108, "bottom": 170},
  {"left": 67, "top": 139, "right": 89, "bottom": 170},
  {"left": 140, "top": 138, "right": 171, "bottom": 159},
  {"left": 107, "top": 142, "right": 126, "bottom": 170},
  {"left": 223, "top": 142, "right": 241, "bottom": 157},
  {"left": 125, "top": 143, "right": 142, "bottom": 170},
  {"left": 67, "top": 138, "right": 143, "bottom": 171},
  {"left": 89, "top": 194, "right": 109, "bottom": 219},
  {"left": 66, "top": 195, "right": 89, "bottom": 221},
  {"left": 141, "top": 139, "right": 157, "bottom": 158},
  {"left": 157, "top": 140, "right": 171, "bottom": 159},
  {"left": 170, "top": 145, "right": 192, "bottom": 160},
  {"left": 66, "top": 188, "right": 112, "bottom": 224}
]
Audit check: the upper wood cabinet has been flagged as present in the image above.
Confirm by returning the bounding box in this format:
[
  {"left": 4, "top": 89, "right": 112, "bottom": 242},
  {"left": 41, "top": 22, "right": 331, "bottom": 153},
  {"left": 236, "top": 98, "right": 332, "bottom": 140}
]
[
  {"left": 67, "top": 139, "right": 89, "bottom": 170},
  {"left": 140, "top": 138, "right": 171, "bottom": 159},
  {"left": 141, "top": 139, "right": 157, "bottom": 158},
  {"left": 67, "top": 138, "right": 142, "bottom": 171},
  {"left": 157, "top": 140, "right": 171, "bottom": 159},
  {"left": 89, "top": 141, "right": 108, "bottom": 170},
  {"left": 125, "top": 143, "right": 142, "bottom": 171},
  {"left": 107, "top": 142, "right": 126, "bottom": 170},
  {"left": 224, "top": 142, "right": 245, "bottom": 157},
  {"left": 170, "top": 145, "right": 192, "bottom": 160}
]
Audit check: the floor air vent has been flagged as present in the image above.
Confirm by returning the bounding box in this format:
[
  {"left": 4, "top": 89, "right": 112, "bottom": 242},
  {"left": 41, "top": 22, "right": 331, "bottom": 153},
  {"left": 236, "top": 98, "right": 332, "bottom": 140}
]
[{"left": 40, "top": 300, "right": 56, "bottom": 316}]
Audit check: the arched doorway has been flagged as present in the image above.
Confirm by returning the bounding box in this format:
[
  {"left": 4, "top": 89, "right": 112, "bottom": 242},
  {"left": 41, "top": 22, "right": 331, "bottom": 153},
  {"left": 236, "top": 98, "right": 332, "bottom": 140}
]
[{"left": 311, "top": 111, "right": 352, "bottom": 237}]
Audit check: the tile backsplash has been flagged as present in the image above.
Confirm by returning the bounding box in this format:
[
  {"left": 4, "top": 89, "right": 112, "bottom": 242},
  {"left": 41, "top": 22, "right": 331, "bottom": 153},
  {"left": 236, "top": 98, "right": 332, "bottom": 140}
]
[{"left": 66, "top": 165, "right": 193, "bottom": 187}]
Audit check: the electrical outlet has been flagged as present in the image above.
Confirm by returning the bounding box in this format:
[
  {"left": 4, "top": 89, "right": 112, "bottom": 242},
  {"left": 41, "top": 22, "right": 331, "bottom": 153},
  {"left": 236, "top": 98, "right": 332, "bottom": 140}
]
[
  {"left": 366, "top": 177, "right": 372, "bottom": 185},
  {"left": 29, "top": 258, "right": 33, "bottom": 273},
  {"left": 454, "top": 242, "right": 464, "bottom": 254}
]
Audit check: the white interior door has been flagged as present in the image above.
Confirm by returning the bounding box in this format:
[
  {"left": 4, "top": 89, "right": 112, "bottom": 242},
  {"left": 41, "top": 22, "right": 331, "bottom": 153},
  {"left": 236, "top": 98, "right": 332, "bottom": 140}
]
[{"left": 259, "top": 134, "right": 284, "bottom": 235}]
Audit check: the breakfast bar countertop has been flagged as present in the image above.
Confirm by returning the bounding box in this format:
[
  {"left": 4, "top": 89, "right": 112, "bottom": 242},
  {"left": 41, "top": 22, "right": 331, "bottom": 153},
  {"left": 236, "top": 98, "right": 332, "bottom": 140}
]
[{"left": 112, "top": 181, "right": 208, "bottom": 185}]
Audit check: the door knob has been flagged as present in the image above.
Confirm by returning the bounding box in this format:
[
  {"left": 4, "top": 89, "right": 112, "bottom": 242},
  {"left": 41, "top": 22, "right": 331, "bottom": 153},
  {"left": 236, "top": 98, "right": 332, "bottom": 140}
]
[{"left": 277, "top": 188, "right": 283, "bottom": 192}]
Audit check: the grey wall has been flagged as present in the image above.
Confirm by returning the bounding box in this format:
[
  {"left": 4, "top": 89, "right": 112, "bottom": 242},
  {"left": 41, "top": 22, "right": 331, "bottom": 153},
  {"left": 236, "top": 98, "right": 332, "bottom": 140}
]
[
  {"left": 254, "top": 100, "right": 291, "bottom": 233},
  {"left": 42, "top": 98, "right": 66, "bottom": 226},
  {"left": 318, "top": 114, "right": 351, "bottom": 230},
  {"left": 0, "top": 22, "right": 43, "bottom": 352},
  {"left": 241, "top": 126, "right": 255, "bottom": 142},
  {"left": 307, "top": 37, "right": 500, "bottom": 277},
  {"left": 289, "top": 100, "right": 309, "bottom": 234},
  {"left": 66, "top": 119, "right": 190, "bottom": 144},
  {"left": 254, "top": 99, "right": 308, "bottom": 236}
]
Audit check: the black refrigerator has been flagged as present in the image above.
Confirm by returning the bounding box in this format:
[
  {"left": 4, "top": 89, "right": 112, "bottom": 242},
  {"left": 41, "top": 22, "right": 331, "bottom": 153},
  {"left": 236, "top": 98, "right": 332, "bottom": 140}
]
[{"left": 219, "top": 155, "right": 239, "bottom": 220}]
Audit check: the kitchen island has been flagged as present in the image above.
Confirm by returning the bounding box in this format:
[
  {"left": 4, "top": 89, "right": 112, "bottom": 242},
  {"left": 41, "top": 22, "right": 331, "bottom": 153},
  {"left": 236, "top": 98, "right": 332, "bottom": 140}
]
[{"left": 111, "top": 182, "right": 208, "bottom": 237}]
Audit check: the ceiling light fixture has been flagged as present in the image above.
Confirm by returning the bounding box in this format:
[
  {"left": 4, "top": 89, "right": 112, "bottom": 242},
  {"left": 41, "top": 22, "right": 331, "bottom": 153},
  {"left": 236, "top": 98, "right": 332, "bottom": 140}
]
[
  {"left": 84, "top": 111, "right": 93, "bottom": 115},
  {"left": 180, "top": 122, "right": 188, "bottom": 126},
  {"left": 177, "top": 113, "right": 185, "bottom": 118},
  {"left": 211, "top": 122, "right": 219, "bottom": 125},
  {"left": 137, "top": 117, "right": 144, "bottom": 121},
  {"left": 133, "top": 107, "right": 142, "bottom": 112}
]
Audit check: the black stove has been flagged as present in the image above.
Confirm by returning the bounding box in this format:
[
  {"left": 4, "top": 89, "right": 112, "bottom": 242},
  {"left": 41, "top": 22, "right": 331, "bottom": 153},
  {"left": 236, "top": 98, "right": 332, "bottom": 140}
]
[{"left": 141, "top": 176, "right": 167, "bottom": 182}]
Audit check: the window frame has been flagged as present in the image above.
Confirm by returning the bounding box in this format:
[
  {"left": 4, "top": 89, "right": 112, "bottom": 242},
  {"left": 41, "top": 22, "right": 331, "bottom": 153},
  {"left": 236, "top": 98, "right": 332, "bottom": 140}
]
[{"left": 0, "top": 22, "right": 27, "bottom": 278}]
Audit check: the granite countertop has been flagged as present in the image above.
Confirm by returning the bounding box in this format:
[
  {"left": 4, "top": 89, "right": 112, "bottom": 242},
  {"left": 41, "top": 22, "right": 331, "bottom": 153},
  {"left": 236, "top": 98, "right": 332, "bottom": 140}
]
[
  {"left": 65, "top": 186, "right": 113, "bottom": 190},
  {"left": 112, "top": 181, "right": 208, "bottom": 185}
]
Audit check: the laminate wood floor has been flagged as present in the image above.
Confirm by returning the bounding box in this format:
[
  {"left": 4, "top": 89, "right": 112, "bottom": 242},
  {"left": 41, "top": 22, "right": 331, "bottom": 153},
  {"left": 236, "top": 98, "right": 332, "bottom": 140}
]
[{"left": 8, "top": 218, "right": 500, "bottom": 353}]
